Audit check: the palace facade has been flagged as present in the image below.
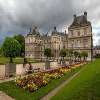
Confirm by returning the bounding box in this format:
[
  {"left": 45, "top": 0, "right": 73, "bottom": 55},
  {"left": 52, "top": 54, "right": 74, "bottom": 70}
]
[{"left": 25, "top": 12, "right": 93, "bottom": 61}]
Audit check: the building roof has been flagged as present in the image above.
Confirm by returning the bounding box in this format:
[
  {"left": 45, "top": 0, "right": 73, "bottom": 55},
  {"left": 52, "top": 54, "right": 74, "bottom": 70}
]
[
  {"left": 93, "top": 46, "right": 100, "bottom": 49},
  {"left": 69, "top": 12, "right": 91, "bottom": 29},
  {"left": 51, "top": 26, "right": 67, "bottom": 36},
  {"left": 27, "top": 26, "right": 41, "bottom": 36}
]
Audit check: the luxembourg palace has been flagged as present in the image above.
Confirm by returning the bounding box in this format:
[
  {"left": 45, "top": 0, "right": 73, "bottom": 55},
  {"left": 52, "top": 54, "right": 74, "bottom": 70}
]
[{"left": 25, "top": 12, "right": 93, "bottom": 61}]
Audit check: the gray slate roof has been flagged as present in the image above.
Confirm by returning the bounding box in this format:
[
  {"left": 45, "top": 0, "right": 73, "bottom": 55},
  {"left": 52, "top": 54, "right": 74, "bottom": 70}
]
[{"left": 69, "top": 14, "right": 91, "bottom": 28}]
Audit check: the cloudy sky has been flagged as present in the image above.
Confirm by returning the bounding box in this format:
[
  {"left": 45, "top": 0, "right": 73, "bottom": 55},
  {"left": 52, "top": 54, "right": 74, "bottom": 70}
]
[{"left": 0, "top": 0, "right": 100, "bottom": 45}]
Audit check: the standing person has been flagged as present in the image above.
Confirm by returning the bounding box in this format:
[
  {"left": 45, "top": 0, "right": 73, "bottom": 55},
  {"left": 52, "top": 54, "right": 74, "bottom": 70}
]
[{"left": 28, "top": 62, "right": 33, "bottom": 74}]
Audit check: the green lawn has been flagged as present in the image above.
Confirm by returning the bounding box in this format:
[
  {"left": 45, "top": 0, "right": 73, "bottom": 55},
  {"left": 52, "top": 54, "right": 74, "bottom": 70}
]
[
  {"left": 52, "top": 59, "right": 100, "bottom": 100},
  {"left": 0, "top": 57, "right": 39, "bottom": 64},
  {"left": 0, "top": 67, "right": 81, "bottom": 100}
]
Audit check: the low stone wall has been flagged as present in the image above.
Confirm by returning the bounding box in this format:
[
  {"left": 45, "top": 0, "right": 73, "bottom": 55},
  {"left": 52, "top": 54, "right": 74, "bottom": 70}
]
[
  {"left": 0, "top": 65, "right": 5, "bottom": 79},
  {"left": 31, "top": 63, "right": 45, "bottom": 70},
  {"left": 50, "top": 62, "right": 58, "bottom": 68},
  {"left": 16, "top": 64, "right": 24, "bottom": 75},
  {"left": 16, "top": 63, "right": 45, "bottom": 75},
  {"left": 0, "top": 62, "right": 59, "bottom": 77}
]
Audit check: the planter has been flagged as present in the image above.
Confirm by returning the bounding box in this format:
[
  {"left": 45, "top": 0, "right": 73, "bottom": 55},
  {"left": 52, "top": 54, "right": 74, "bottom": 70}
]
[
  {"left": 5, "top": 63, "right": 16, "bottom": 77},
  {"left": 45, "top": 60, "right": 50, "bottom": 70}
]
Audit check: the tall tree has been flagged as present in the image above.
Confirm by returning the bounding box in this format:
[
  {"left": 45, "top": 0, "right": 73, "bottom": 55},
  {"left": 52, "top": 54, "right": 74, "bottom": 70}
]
[
  {"left": 74, "top": 51, "right": 79, "bottom": 62},
  {"left": 78, "top": 52, "right": 82, "bottom": 62},
  {"left": 2, "top": 37, "right": 21, "bottom": 63},
  {"left": 0, "top": 47, "right": 2, "bottom": 56},
  {"left": 44, "top": 48, "right": 51, "bottom": 69},
  {"left": 60, "top": 49, "right": 66, "bottom": 60},
  {"left": 13, "top": 34, "right": 25, "bottom": 57},
  {"left": 68, "top": 49, "right": 73, "bottom": 61},
  {"left": 44, "top": 48, "right": 51, "bottom": 59},
  {"left": 81, "top": 51, "right": 88, "bottom": 61}
]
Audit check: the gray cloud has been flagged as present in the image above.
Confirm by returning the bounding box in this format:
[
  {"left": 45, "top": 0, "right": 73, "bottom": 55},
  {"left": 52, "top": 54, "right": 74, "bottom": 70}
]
[
  {"left": 0, "top": 0, "right": 74, "bottom": 33},
  {"left": 0, "top": 0, "right": 100, "bottom": 45}
]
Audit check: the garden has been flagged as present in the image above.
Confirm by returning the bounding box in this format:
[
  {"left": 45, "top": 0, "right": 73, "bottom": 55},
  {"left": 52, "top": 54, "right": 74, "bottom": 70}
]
[
  {"left": 0, "top": 62, "right": 85, "bottom": 100},
  {"left": 15, "top": 62, "right": 85, "bottom": 93},
  {"left": 51, "top": 59, "right": 100, "bottom": 100}
]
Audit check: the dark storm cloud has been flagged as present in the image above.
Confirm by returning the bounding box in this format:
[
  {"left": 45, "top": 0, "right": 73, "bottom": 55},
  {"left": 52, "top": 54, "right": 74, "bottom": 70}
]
[
  {"left": 0, "top": 0, "right": 74, "bottom": 35},
  {"left": 0, "top": 0, "right": 100, "bottom": 45}
]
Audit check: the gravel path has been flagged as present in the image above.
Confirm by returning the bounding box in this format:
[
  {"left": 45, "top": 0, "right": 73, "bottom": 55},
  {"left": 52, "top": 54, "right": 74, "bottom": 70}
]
[
  {"left": 0, "top": 91, "right": 14, "bottom": 100},
  {"left": 41, "top": 66, "right": 86, "bottom": 100},
  {"left": 0, "top": 77, "right": 14, "bottom": 83}
]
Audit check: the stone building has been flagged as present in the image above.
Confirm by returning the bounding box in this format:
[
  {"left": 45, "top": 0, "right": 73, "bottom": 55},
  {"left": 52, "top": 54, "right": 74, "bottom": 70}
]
[
  {"left": 51, "top": 27, "right": 67, "bottom": 59},
  {"left": 68, "top": 12, "right": 93, "bottom": 60},
  {"left": 25, "top": 12, "right": 93, "bottom": 61},
  {"left": 25, "top": 26, "right": 67, "bottom": 60},
  {"left": 25, "top": 27, "right": 43, "bottom": 60},
  {"left": 93, "top": 46, "right": 100, "bottom": 57}
]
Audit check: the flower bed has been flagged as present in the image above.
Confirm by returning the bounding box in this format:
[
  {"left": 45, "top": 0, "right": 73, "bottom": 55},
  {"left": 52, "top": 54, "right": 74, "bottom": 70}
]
[{"left": 15, "top": 63, "right": 84, "bottom": 92}]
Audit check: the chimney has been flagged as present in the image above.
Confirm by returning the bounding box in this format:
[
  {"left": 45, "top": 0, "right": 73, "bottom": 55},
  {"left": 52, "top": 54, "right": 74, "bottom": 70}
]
[
  {"left": 84, "top": 11, "right": 87, "bottom": 16},
  {"left": 54, "top": 26, "right": 56, "bottom": 30},
  {"left": 84, "top": 11, "right": 87, "bottom": 21},
  {"left": 73, "top": 14, "right": 76, "bottom": 19}
]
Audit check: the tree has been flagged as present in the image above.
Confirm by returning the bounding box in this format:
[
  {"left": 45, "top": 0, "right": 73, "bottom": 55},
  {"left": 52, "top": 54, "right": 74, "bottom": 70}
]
[
  {"left": 44, "top": 48, "right": 51, "bottom": 59},
  {"left": 44, "top": 48, "right": 51, "bottom": 69},
  {"left": 78, "top": 52, "right": 82, "bottom": 62},
  {"left": 68, "top": 49, "right": 73, "bottom": 61},
  {"left": 81, "top": 51, "right": 88, "bottom": 61},
  {"left": 0, "top": 47, "right": 2, "bottom": 56},
  {"left": 74, "top": 51, "right": 79, "bottom": 62},
  {"left": 60, "top": 49, "right": 66, "bottom": 60},
  {"left": 2, "top": 37, "right": 21, "bottom": 63},
  {"left": 13, "top": 34, "right": 25, "bottom": 57},
  {"left": 59, "top": 49, "right": 66, "bottom": 65}
]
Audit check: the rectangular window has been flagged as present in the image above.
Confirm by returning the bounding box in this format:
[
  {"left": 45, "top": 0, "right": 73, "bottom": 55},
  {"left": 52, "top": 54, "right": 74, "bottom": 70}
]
[
  {"left": 83, "top": 38, "right": 88, "bottom": 47},
  {"left": 84, "top": 28, "right": 87, "bottom": 35},
  {"left": 78, "top": 31, "right": 80, "bottom": 36}
]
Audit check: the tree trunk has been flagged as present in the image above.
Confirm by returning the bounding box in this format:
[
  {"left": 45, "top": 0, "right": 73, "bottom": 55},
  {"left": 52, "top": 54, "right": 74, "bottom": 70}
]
[
  {"left": 45, "top": 57, "right": 50, "bottom": 69},
  {"left": 10, "top": 57, "right": 13, "bottom": 63},
  {"left": 80, "top": 57, "right": 81, "bottom": 62},
  {"left": 70, "top": 56, "right": 71, "bottom": 61},
  {"left": 84, "top": 56, "right": 85, "bottom": 61},
  {"left": 75, "top": 57, "right": 76, "bottom": 62}
]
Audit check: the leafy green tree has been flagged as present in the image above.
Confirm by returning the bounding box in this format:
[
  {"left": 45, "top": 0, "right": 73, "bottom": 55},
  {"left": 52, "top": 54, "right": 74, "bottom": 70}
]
[
  {"left": 78, "top": 52, "right": 82, "bottom": 62},
  {"left": 2, "top": 37, "right": 21, "bottom": 63},
  {"left": 44, "top": 48, "right": 51, "bottom": 69},
  {"left": 13, "top": 34, "right": 25, "bottom": 57},
  {"left": 74, "top": 51, "right": 79, "bottom": 62},
  {"left": 68, "top": 49, "right": 73, "bottom": 61},
  {"left": 81, "top": 51, "right": 88, "bottom": 61},
  {"left": 0, "top": 47, "right": 2, "bottom": 56},
  {"left": 44, "top": 48, "right": 51, "bottom": 59},
  {"left": 60, "top": 49, "right": 66, "bottom": 60}
]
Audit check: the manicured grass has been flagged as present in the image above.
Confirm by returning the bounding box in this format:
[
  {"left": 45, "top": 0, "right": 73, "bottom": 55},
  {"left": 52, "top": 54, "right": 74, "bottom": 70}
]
[
  {"left": 0, "top": 67, "right": 81, "bottom": 100},
  {"left": 52, "top": 59, "right": 100, "bottom": 100},
  {"left": 0, "top": 57, "right": 39, "bottom": 64}
]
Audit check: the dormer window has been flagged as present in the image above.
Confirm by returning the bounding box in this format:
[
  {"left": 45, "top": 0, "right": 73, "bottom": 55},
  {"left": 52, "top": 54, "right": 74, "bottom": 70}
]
[{"left": 71, "top": 30, "right": 73, "bottom": 36}]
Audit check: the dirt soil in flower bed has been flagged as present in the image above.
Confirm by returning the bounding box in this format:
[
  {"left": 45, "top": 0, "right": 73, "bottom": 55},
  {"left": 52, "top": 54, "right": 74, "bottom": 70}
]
[{"left": 0, "top": 62, "right": 85, "bottom": 100}]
